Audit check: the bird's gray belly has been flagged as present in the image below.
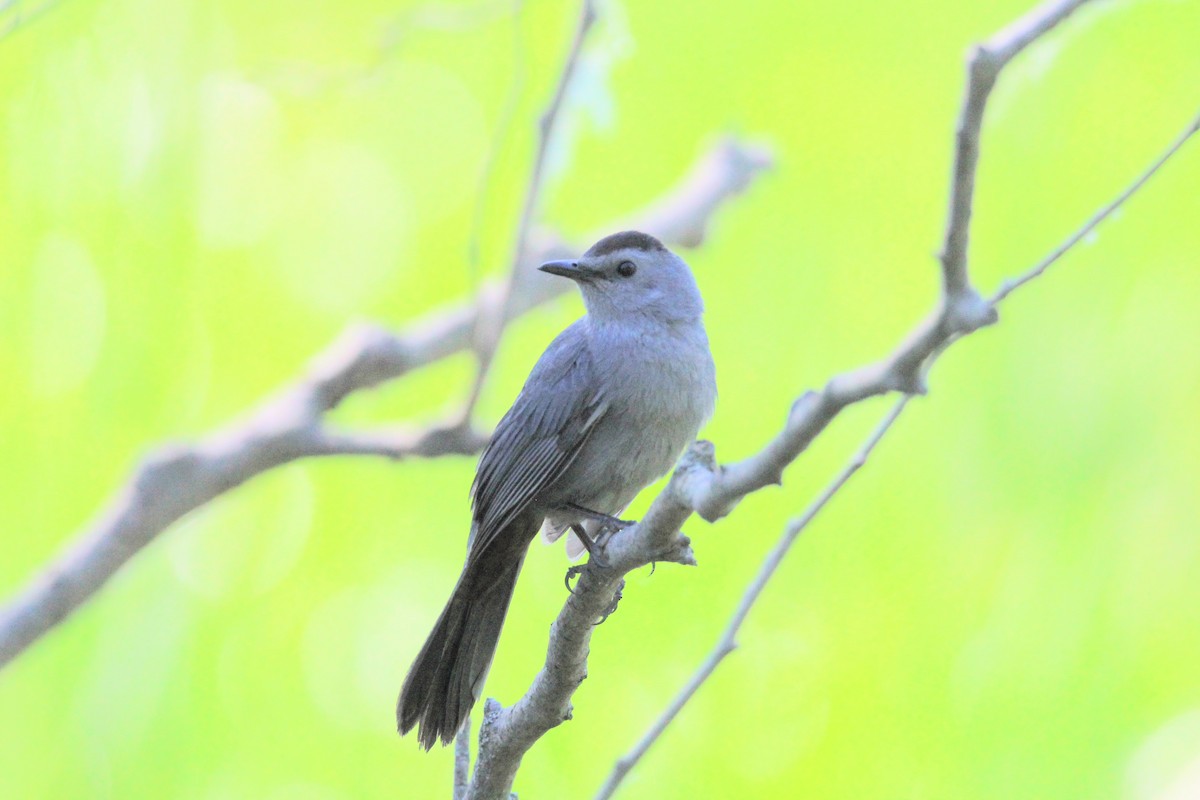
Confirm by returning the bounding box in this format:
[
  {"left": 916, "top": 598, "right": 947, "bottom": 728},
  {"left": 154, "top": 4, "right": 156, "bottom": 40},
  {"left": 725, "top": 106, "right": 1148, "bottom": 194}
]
[
  {"left": 546, "top": 399, "right": 702, "bottom": 516},
  {"left": 539, "top": 320, "right": 716, "bottom": 526}
]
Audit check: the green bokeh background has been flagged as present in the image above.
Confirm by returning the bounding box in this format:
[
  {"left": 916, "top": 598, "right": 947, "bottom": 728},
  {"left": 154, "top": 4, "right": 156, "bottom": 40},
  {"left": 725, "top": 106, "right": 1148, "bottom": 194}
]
[{"left": 2, "top": 0, "right": 1199, "bottom": 797}]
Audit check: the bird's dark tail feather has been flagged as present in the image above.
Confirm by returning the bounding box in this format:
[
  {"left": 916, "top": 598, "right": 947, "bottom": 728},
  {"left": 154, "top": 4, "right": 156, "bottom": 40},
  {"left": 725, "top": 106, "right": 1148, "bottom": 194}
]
[{"left": 397, "top": 544, "right": 526, "bottom": 749}]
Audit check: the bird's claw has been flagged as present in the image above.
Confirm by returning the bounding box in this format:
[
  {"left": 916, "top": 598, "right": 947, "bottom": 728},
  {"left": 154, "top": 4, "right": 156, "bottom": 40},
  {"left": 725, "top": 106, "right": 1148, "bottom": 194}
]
[
  {"left": 563, "top": 552, "right": 611, "bottom": 594},
  {"left": 594, "top": 579, "right": 626, "bottom": 625},
  {"left": 564, "top": 564, "right": 587, "bottom": 594}
]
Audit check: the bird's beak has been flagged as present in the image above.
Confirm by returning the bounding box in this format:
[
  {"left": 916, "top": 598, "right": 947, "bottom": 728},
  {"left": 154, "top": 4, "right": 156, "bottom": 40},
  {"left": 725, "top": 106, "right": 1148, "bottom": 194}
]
[{"left": 538, "top": 259, "right": 600, "bottom": 283}]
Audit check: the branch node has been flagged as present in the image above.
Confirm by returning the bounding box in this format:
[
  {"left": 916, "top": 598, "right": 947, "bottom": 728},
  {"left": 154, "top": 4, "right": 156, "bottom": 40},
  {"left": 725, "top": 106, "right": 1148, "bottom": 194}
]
[
  {"left": 789, "top": 390, "right": 821, "bottom": 419},
  {"left": 664, "top": 536, "right": 698, "bottom": 567},
  {"left": 481, "top": 697, "right": 504, "bottom": 734},
  {"left": 307, "top": 323, "right": 412, "bottom": 411},
  {"left": 695, "top": 496, "right": 733, "bottom": 524},
  {"left": 674, "top": 441, "right": 735, "bottom": 522},
  {"left": 968, "top": 43, "right": 1001, "bottom": 84},
  {"left": 885, "top": 364, "right": 927, "bottom": 396},
  {"left": 787, "top": 388, "right": 832, "bottom": 430},
  {"left": 716, "top": 136, "right": 776, "bottom": 191},
  {"left": 945, "top": 288, "right": 999, "bottom": 334}
]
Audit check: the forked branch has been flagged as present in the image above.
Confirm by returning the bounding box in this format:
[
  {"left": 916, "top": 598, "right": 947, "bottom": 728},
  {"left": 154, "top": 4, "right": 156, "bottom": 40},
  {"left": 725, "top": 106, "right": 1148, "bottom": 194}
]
[{"left": 0, "top": 138, "right": 771, "bottom": 670}]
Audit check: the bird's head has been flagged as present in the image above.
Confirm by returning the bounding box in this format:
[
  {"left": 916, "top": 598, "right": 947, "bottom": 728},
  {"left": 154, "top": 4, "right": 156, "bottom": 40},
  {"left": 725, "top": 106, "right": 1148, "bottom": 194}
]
[{"left": 539, "top": 231, "right": 704, "bottom": 324}]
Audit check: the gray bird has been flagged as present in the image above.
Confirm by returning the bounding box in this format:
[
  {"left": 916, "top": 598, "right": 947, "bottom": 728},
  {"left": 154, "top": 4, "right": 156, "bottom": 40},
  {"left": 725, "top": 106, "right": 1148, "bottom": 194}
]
[{"left": 397, "top": 230, "right": 717, "bottom": 749}]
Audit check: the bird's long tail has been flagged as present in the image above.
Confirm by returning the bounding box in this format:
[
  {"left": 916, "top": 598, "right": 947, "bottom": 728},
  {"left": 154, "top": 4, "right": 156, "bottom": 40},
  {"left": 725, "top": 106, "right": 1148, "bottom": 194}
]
[{"left": 397, "top": 537, "right": 527, "bottom": 749}]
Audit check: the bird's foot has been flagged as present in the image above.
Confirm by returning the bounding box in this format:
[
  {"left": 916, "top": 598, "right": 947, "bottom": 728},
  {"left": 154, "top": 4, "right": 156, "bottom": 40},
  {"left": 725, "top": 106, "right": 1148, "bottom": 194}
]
[
  {"left": 564, "top": 558, "right": 613, "bottom": 593},
  {"left": 564, "top": 523, "right": 612, "bottom": 594},
  {"left": 593, "top": 520, "right": 633, "bottom": 549},
  {"left": 563, "top": 567, "right": 626, "bottom": 623},
  {"left": 564, "top": 563, "right": 586, "bottom": 593},
  {"left": 564, "top": 502, "right": 634, "bottom": 536},
  {"left": 594, "top": 579, "right": 626, "bottom": 625}
]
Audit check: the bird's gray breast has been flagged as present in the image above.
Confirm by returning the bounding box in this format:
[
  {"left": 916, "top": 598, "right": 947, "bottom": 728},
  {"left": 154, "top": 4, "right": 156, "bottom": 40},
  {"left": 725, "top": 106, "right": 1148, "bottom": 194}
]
[{"left": 549, "top": 320, "right": 716, "bottom": 514}]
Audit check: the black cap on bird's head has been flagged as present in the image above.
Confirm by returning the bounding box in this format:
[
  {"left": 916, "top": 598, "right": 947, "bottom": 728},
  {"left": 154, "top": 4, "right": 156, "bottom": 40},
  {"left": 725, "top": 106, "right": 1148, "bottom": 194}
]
[{"left": 582, "top": 230, "right": 667, "bottom": 259}]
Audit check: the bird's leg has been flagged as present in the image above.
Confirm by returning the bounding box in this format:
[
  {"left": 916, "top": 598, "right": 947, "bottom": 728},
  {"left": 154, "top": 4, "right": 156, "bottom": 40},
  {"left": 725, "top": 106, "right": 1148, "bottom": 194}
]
[
  {"left": 563, "top": 502, "right": 634, "bottom": 547},
  {"left": 563, "top": 502, "right": 634, "bottom": 530},
  {"left": 570, "top": 523, "right": 610, "bottom": 565},
  {"left": 564, "top": 523, "right": 611, "bottom": 594}
]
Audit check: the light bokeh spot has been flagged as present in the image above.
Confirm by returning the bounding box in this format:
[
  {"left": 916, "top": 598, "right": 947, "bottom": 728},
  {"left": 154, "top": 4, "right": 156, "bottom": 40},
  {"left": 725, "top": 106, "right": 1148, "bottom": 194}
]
[
  {"left": 1127, "top": 710, "right": 1200, "bottom": 800},
  {"left": 198, "top": 74, "right": 285, "bottom": 248},
  {"left": 166, "top": 467, "right": 316, "bottom": 601},
  {"left": 301, "top": 564, "right": 444, "bottom": 731},
  {"left": 270, "top": 142, "right": 412, "bottom": 314},
  {"left": 28, "top": 234, "right": 108, "bottom": 397}
]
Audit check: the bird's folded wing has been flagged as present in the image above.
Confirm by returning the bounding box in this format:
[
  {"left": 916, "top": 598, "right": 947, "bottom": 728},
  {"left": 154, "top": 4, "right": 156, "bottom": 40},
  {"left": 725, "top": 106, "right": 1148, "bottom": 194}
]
[{"left": 468, "top": 322, "right": 608, "bottom": 559}]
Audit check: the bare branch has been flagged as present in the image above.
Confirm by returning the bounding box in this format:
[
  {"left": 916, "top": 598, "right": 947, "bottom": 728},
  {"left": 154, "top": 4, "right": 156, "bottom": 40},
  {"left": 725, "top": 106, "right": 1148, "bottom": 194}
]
[
  {"left": 939, "top": 0, "right": 1096, "bottom": 296},
  {"left": 457, "top": 0, "right": 598, "bottom": 424},
  {"left": 305, "top": 426, "right": 492, "bottom": 461},
  {"left": 593, "top": 397, "right": 911, "bottom": 800},
  {"left": 454, "top": 716, "right": 472, "bottom": 800},
  {"left": 0, "top": 138, "right": 771, "bottom": 670}
]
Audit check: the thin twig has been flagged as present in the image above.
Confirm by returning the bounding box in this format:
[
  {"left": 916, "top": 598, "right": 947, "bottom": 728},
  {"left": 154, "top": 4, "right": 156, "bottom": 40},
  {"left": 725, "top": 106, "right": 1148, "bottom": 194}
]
[
  {"left": 939, "top": 0, "right": 1096, "bottom": 297},
  {"left": 458, "top": 0, "right": 598, "bottom": 424},
  {"left": 466, "top": 0, "right": 527, "bottom": 281},
  {"left": 593, "top": 397, "right": 911, "bottom": 800},
  {"left": 992, "top": 110, "right": 1200, "bottom": 304},
  {"left": 306, "top": 426, "right": 492, "bottom": 461},
  {"left": 377, "top": 0, "right": 520, "bottom": 63}
]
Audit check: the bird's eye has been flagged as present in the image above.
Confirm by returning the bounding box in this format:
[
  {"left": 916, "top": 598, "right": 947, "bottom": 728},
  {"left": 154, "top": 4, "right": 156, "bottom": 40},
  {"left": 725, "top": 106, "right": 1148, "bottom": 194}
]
[{"left": 616, "top": 261, "right": 637, "bottom": 278}]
